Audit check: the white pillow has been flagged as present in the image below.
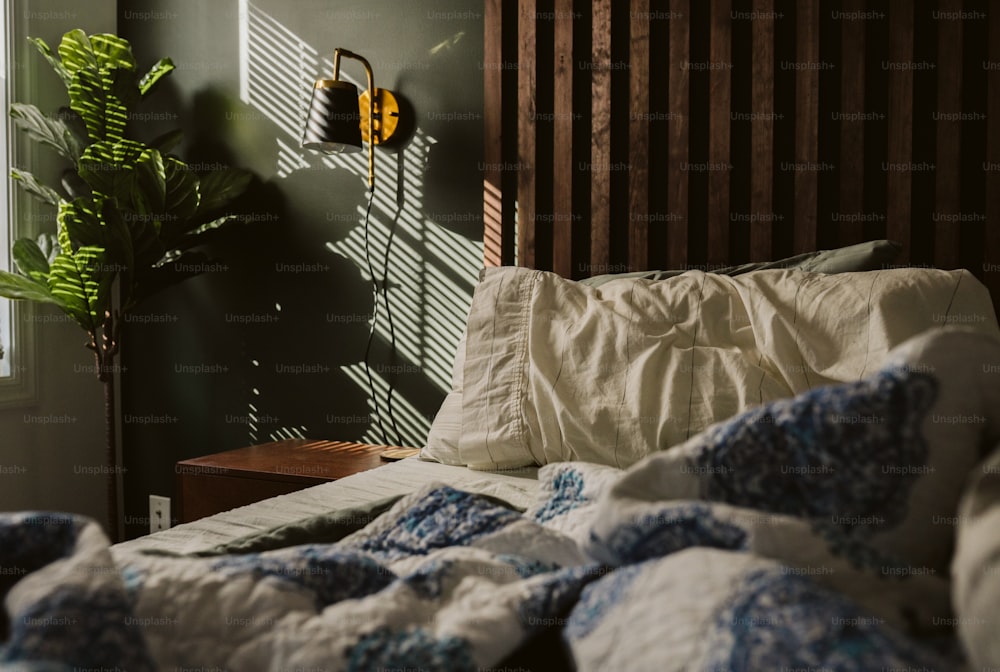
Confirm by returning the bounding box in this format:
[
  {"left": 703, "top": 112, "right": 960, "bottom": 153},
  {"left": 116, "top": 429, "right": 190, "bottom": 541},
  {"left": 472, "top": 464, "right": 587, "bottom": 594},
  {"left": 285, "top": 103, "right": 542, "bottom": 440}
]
[
  {"left": 419, "top": 336, "right": 466, "bottom": 464},
  {"left": 448, "top": 266, "right": 998, "bottom": 471}
]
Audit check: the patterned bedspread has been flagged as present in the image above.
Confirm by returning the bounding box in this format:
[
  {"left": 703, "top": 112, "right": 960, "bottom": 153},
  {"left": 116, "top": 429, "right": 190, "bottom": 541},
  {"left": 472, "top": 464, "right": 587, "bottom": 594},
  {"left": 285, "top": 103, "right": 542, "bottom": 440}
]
[{"left": 3, "top": 328, "right": 999, "bottom": 671}]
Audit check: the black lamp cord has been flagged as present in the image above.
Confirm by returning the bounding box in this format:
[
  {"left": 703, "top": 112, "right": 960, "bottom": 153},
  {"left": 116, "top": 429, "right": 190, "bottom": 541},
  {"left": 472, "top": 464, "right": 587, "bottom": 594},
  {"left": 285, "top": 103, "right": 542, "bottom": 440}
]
[
  {"left": 361, "top": 187, "right": 402, "bottom": 447},
  {"left": 380, "top": 205, "right": 403, "bottom": 447}
]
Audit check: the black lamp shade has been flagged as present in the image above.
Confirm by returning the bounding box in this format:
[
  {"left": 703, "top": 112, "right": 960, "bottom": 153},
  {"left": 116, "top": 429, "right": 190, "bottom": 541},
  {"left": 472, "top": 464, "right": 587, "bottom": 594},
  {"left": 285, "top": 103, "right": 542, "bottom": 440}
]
[{"left": 302, "top": 79, "right": 363, "bottom": 154}]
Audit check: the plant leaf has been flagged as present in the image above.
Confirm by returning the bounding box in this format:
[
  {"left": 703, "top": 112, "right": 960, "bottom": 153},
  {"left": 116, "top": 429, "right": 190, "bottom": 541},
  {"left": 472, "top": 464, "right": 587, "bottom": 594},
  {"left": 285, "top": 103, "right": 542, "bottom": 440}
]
[
  {"left": 171, "top": 214, "right": 241, "bottom": 251},
  {"left": 139, "top": 58, "right": 175, "bottom": 97},
  {"left": 57, "top": 30, "right": 136, "bottom": 77},
  {"left": 89, "top": 33, "right": 137, "bottom": 71},
  {"left": 27, "top": 36, "right": 71, "bottom": 88},
  {"left": 10, "top": 168, "right": 62, "bottom": 206},
  {"left": 58, "top": 198, "right": 106, "bottom": 249},
  {"left": 58, "top": 106, "right": 91, "bottom": 153},
  {"left": 132, "top": 146, "right": 166, "bottom": 214},
  {"left": 197, "top": 168, "right": 253, "bottom": 214},
  {"left": 135, "top": 250, "right": 213, "bottom": 302},
  {"left": 57, "top": 29, "right": 97, "bottom": 75},
  {"left": 48, "top": 253, "right": 94, "bottom": 329},
  {"left": 61, "top": 169, "right": 91, "bottom": 200},
  {"left": 36, "top": 233, "right": 61, "bottom": 265},
  {"left": 69, "top": 67, "right": 115, "bottom": 142},
  {"left": 110, "top": 66, "right": 141, "bottom": 119},
  {"left": 160, "top": 214, "right": 243, "bottom": 267},
  {"left": 100, "top": 204, "right": 135, "bottom": 305},
  {"left": 48, "top": 245, "right": 114, "bottom": 332},
  {"left": 78, "top": 140, "right": 121, "bottom": 197},
  {"left": 128, "top": 215, "right": 165, "bottom": 270},
  {"left": 0, "top": 270, "right": 62, "bottom": 305},
  {"left": 79, "top": 140, "right": 166, "bottom": 213},
  {"left": 161, "top": 157, "right": 200, "bottom": 234},
  {"left": 13, "top": 238, "right": 51, "bottom": 282},
  {"left": 149, "top": 128, "right": 183, "bottom": 154},
  {"left": 9, "top": 102, "right": 83, "bottom": 162}
]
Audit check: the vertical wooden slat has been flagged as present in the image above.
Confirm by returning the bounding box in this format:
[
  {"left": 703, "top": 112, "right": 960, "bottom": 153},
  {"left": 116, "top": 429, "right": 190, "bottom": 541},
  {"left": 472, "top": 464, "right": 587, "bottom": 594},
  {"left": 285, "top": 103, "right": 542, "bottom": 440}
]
[
  {"left": 840, "top": 0, "right": 866, "bottom": 244},
  {"left": 484, "top": 181, "right": 504, "bottom": 266},
  {"left": 794, "top": 0, "right": 819, "bottom": 254},
  {"left": 987, "top": 0, "right": 1000, "bottom": 304},
  {"left": 667, "top": 0, "right": 690, "bottom": 268},
  {"left": 707, "top": 0, "right": 732, "bottom": 265},
  {"left": 517, "top": 0, "right": 537, "bottom": 269},
  {"left": 886, "top": 0, "right": 913, "bottom": 260},
  {"left": 750, "top": 0, "right": 774, "bottom": 262},
  {"left": 483, "top": 0, "right": 503, "bottom": 267},
  {"left": 934, "top": 0, "right": 963, "bottom": 269},
  {"left": 591, "top": 0, "right": 613, "bottom": 272},
  {"left": 552, "top": 0, "right": 574, "bottom": 277},
  {"left": 629, "top": 0, "right": 650, "bottom": 270}
]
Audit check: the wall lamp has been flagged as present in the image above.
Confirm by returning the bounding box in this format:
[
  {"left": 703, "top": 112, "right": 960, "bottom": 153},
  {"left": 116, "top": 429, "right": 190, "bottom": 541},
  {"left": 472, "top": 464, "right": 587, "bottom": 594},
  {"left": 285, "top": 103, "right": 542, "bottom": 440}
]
[
  {"left": 302, "top": 48, "right": 408, "bottom": 452},
  {"left": 302, "top": 48, "right": 401, "bottom": 190}
]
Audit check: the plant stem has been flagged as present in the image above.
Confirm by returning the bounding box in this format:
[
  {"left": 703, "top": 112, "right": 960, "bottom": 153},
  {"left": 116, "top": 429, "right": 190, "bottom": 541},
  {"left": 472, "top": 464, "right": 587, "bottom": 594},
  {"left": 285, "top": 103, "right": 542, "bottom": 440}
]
[
  {"left": 97, "top": 348, "right": 119, "bottom": 543},
  {"left": 95, "top": 309, "right": 121, "bottom": 544}
]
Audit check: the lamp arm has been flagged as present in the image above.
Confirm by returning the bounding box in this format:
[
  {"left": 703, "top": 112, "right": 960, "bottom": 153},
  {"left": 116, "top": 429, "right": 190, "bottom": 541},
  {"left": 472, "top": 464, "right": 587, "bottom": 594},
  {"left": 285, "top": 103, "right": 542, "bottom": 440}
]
[
  {"left": 332, "top": 48, "right": 342, "bottom": 80},
  {"left": 333, "top": 48, "right": 377, "bottom": 191}
]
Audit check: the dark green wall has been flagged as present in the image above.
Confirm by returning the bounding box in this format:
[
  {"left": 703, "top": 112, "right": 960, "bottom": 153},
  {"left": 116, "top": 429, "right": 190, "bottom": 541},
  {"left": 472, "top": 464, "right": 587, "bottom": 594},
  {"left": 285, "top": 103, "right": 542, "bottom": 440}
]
[{"left": 118, "top": 0, "right": 484, "bottom": 538}]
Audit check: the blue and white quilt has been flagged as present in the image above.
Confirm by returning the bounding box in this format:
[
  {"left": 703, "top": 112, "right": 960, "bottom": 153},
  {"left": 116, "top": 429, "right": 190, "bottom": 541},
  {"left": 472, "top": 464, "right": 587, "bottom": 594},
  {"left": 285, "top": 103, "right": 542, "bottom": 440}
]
[{"left": 3, "top": 329, "right": 1000, "bottom": 671}]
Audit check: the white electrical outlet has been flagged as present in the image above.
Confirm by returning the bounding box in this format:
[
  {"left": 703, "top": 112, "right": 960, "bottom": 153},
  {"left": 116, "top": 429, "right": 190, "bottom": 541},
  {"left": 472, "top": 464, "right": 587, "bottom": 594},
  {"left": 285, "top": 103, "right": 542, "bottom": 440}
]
[{"left": 149, "top": 495, "right": 171, "bottom": 534}]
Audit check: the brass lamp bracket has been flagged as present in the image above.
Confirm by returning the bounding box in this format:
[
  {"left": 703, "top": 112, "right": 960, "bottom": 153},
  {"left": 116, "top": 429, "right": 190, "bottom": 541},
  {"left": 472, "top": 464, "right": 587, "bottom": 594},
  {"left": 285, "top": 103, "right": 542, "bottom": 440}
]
[{"left": 360, "top": 88, "right": 400, "bottom": 145}]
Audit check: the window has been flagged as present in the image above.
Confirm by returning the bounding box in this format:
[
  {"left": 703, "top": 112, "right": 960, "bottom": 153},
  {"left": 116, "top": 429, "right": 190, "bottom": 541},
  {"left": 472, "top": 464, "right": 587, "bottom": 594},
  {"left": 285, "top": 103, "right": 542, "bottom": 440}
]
[
  {"left": 0, "top": 0, "right": 36, "bottom": 405},
  {"left": 1, "top": 0, "right": 13, "bottom": 380}
]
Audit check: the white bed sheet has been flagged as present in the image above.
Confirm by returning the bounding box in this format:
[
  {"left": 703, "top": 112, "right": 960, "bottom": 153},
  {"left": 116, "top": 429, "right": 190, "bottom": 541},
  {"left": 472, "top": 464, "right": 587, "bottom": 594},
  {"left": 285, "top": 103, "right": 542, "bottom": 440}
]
[{"left": 113, "top": 457, "right": 539, "bottom": 557}]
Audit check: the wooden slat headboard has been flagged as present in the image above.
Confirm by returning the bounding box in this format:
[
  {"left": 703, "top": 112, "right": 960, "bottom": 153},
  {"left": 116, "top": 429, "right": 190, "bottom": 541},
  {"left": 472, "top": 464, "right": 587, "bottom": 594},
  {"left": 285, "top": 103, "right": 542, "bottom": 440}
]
[{"left": 483, "top": 0, "right": 1000, "bottom": 305}]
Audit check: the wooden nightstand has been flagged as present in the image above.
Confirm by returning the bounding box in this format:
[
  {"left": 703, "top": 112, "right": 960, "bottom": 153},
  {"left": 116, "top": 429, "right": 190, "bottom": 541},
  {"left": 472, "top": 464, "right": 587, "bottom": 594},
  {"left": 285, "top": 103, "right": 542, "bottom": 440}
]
[{"left": 175, "top": 439, "right": 415, "bottom": 523}]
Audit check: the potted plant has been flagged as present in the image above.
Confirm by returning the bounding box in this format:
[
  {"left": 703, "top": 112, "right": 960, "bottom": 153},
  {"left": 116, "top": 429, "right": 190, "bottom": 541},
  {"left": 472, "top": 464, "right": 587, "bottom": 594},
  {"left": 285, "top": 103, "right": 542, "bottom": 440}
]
[{"left": 0, "top": 30, "right": 252, "bottom": 540}]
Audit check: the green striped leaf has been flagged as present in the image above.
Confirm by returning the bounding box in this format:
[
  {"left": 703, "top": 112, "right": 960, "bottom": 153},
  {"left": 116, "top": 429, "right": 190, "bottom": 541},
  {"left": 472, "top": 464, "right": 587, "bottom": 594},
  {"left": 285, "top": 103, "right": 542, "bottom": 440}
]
[
  {"left": 0, "top": 271, "right": 62, "bottom": 306},
  {"left": 162, "top": 156, "right": 200, "bottom": 229},
  {"left": 47, "top": 245, "right": 114, "bottom": 331},
  {"left": 48, "top": 252, "right": 93, "bottom": 328},
  {"left": 132, "top": 147, "right": 166, "bottom": 215},
  {"left": 89, "top": 33, "right": 136, "bottom": 71},
  {"left": 171, "top": 215, "right": 240, "bottom": 252},
  {"left": 197, "top": 167, "right": 252, "bottom": 214},
  {"left": 57, "top": 30, "right": 136, "bottom": 77},
  {"left": 58, "top": 198, "right": 106, "bottom": 249},
  {"left": 13, "top": 238, "right": 51, "bottom": 282},
  {"left": 149, "top": 128, "right": 183, "bottom": 154},
  {"left": 69, "top": 67, "right": 129, "bottom": 143},
  {"left": 27, "top": 37, "right": 71, "bottom": 87},
  {"left": 79, "top": 140, "right": 166, "bottom": 213},
  {"left": 139, "top": 58, "right": 174, "bottom": 97},
  {"left": 100, "top": 203, "right": 135, "bottom": 305},
  {"left": 9, "top": 102, "right": 83, "bottom": 162},
  {"left": 10, "top": 168, "right": 62, "bottom": 206},
  {"left": 57, "top": 29, "right": 97, "bottom": 74}
]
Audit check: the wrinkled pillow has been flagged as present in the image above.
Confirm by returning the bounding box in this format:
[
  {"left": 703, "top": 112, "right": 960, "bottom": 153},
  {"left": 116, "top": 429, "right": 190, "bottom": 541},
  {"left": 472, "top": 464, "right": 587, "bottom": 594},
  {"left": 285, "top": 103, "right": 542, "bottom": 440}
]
[
  {"left": 427, "top": 265, "right": 996, "bottom": 471},
  {"left": 422, "top": 242, "right": 903, "bottom": 465}
]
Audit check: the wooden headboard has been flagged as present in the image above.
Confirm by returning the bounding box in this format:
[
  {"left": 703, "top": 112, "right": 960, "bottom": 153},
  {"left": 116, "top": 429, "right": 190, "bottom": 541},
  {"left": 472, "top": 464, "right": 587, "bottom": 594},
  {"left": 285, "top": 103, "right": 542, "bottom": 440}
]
[{"left": 483, "top": 0, "right": 1000, "bottom": 299}]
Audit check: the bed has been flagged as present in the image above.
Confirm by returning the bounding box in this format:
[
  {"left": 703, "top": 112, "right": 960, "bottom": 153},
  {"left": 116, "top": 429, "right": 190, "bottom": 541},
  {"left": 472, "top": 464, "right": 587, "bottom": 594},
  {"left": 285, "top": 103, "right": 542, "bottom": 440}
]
[
  {"left": 4, "top": 257, "right": 1000, "bottom": 671},
  {"left": 6, "top": 0, "right": 1000, "bottom": 668}
]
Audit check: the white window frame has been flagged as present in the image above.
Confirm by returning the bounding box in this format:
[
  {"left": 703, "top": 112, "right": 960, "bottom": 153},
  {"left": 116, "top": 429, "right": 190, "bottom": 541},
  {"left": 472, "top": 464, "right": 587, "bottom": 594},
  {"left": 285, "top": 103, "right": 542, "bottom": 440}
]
[{"left": 0, "top": 0, "right": 38, "bottom": 407}]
